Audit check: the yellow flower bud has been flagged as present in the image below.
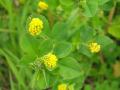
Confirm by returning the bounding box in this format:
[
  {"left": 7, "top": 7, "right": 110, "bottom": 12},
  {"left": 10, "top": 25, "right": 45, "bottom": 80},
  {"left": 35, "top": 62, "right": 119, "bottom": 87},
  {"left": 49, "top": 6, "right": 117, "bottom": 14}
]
[
  {"left": 89, "top": 42, "right": 101, "bottom": 53},
  {"left": 38, "top": 1, "right": 48, "bottom": 10},
  {"left": 28, "top": 18, "right": 43, "bottom": 36},
  {"left": 58, "top": 84, "right": 67, "bottom": 90},
  {"left": 43, "top": 53, "right": 58, "bottom": 70}
]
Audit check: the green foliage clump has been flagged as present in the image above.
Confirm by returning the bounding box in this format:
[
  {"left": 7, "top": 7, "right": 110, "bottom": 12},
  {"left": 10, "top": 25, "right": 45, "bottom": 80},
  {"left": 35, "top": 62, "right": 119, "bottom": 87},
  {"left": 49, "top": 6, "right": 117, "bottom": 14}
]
[{"left": 0, "top": 0, "right": 120, "bottom": 90}]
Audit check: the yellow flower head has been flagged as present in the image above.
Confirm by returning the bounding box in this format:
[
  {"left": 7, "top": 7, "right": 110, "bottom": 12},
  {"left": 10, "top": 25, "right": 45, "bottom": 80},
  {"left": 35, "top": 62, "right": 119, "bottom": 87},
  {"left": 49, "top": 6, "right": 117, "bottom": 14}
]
[
  {"left": 89, "top": 42, "right": 101, "bottom": 53},
  {"left": 43, "top": 53, "right": 58, "bottom": 70},
  {"left": 38, "top": 1, "right": 48, "bottom": 10},
  {"left": 58, "top": 84, "right": 67, "bottom": 90},
  {"left": 28, "top": 18, "right": 43, "bottom": 36}
]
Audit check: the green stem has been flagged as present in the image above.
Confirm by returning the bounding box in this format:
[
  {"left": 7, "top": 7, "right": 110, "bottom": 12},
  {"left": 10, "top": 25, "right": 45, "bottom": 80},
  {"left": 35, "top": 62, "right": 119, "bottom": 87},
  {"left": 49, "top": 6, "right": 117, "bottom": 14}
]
[
  {"left": 42, "top": 69, "right": 48, "bottom": 88},
  {"left": 0, "top": 29, "right": 16, "bottom": 33}
]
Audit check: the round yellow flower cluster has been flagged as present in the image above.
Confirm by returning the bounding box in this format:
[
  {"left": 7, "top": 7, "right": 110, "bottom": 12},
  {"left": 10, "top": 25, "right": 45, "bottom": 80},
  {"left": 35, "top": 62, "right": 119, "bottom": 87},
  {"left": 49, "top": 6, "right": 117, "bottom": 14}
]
[
  {"left": 89, "top": 42, "right": 101, "bottom": 53},
  {"left": 43, "top": 53, "right": 58, "bottom": 70},
  {"left": 38, "top": 1, "right": 48, "bottom": 10},
  {"left": 28, "top": 18, "right": 43, "bottom": 36},
  {"left": 58, "top": 84, "right": 67, "bottom": 90}
]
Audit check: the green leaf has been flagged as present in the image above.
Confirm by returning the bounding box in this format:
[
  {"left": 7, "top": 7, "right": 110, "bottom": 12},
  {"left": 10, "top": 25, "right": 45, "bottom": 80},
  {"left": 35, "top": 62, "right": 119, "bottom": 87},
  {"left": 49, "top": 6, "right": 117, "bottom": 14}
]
[
  {"left": 51, "top": 22, "right": 68, "bottom": 41},
  {"left": 39, "top": 70, "right": 50, "bottom": 89},
  {"left": 95, "top": 35, "right": 113, "bottom": 48},
  {"left": 78, "top": 44, "right": 93, "bottom": 58},
  {"left": 47, "top": 0, "right": 59, "bottom": 10},
  {"left": 0, "top": 49, "right": 25, "bottom": 87},
  {"left": 30, "top": 70, "right": 49, "bottom": 89},
  {"left": 59, "top": 57, "right": 81, "bottom": 71},
  {"left": 71, "top": 60, "right": 92, "bottom": 90},
  {"left": 10, "top": 72, "right": 16, "bottom": 90},
  {"left": 80, "top": 26, "right": 96, "bottom": 42},
  {"left": 83, "top": 0, "right": 99, "bottom": 17},
  {"left": 98, "top": 0, "right": 110, "bottom": 5},
  {"left": 20, "top": 54, "right": 36, "bottom": 66},
  {"left": 39, "top": 15, "right": 51, "bottom": 37},
  {"left": 95, "top": 81, "right": 110, "bottom": 90},
  {"left": 68, "top": 84, "right": 75, "bottom": 90},
  {"left": 108, "top": 17, "right": 120, "bottom": 39},
  {"left": 59, "top": 65, "right": 81, "bottom": 80},
  {"left": 54, "top": 41, "right": 72, "bottom": 58},
  {"left": 101, "top": 0, "right": 114, "bottom": 11},
  {"left": 59, "top": 57, "right": 83, "bottom": 80},
  {"left": 39, "top": 39, "right": 54, "bottom": 56},
  {"left": 84, "top": 84, "right": 91, "bottom": 90},
  {"left": 20, "top": 34, "right": 43, "bottom": 55},
  {"left": 59, "top": 0, "right": 73, "bottom": 7}
]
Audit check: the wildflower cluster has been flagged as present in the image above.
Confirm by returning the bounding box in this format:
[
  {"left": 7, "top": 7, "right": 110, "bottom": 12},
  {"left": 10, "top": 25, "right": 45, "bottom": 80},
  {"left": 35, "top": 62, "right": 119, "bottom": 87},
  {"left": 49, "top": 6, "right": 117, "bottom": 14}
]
[
  {"left": 42, "top": 53, "right": 58, "bottom": 70},
  {"left": 28, "top": 18, "right": 43, "bottom": 36},
  {"left": 89, "top": 42, "right": 101, "bottom": 53}
]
